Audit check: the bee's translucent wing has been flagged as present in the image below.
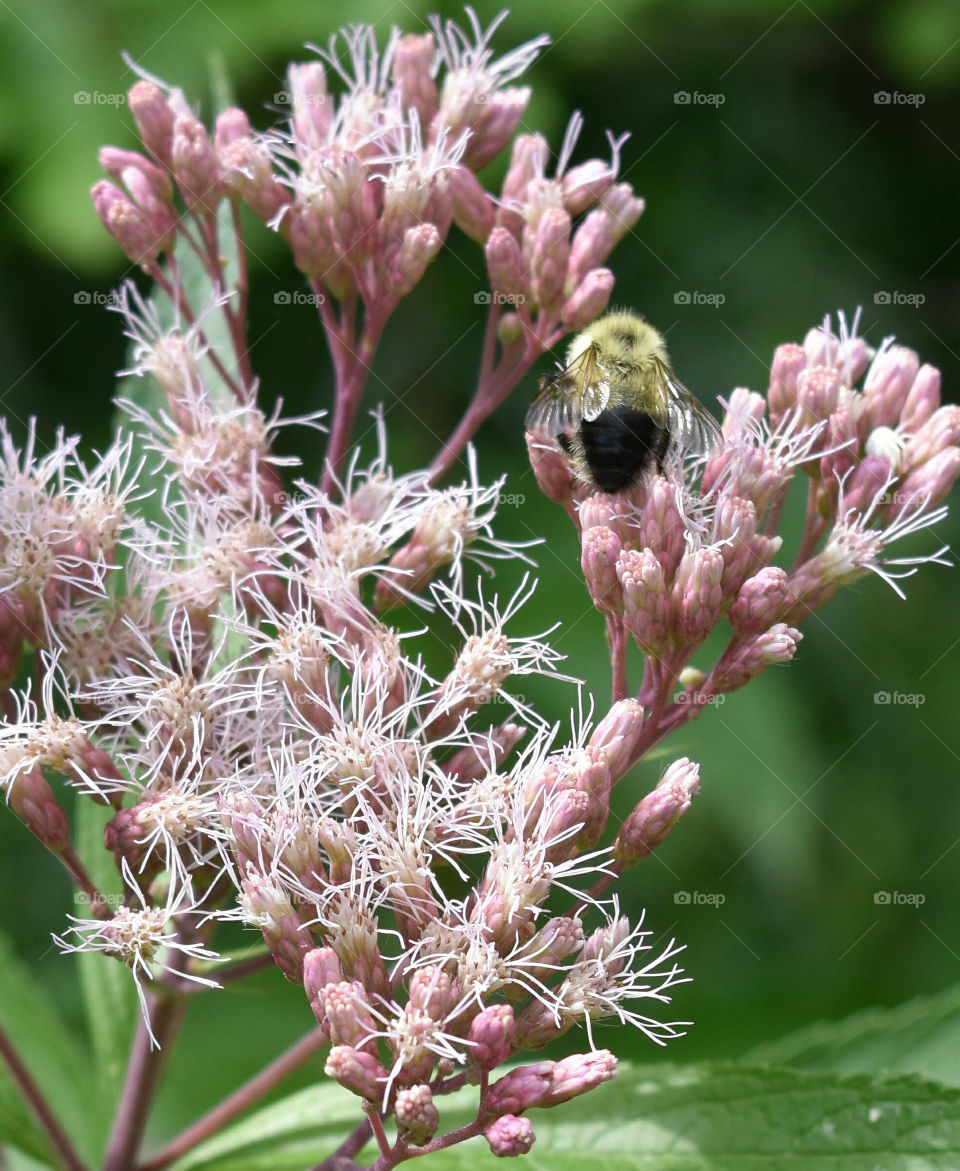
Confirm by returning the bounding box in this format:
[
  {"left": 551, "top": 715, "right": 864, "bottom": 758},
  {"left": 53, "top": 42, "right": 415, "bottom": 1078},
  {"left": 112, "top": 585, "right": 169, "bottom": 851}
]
[
  {"left": 524, "top": 346, "right": 610, "bottom": 437},
  {"left": 654, "top": 358, "right": 723, "bottom": 458}
]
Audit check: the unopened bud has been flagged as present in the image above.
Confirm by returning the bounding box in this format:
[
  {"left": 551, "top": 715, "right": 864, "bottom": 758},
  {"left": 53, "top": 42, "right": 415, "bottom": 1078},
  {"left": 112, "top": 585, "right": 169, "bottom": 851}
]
[
  {"left": 128, "top": 81, "right": 175, "bottom": 166},
  {"left": 468, "top": 1003, "right": 516, "bottom": 1072},
  {"left": 530, "top": 208, "right": 571, "bottom": 314},
  {"left": 614, "top": 757, "right": 700, "bottom": 869},
  {"left": 560, "top": 267, "right": 614, "bottom": 332},
  {"left": 670, "top": 547, "right": 724, "bottom": 644},
  {"left": 768, "top": 343, "right": 806, "bottom": 424},
  {"left": 325, "top": 1045, "right": 388, "bottom": 1101},
  {"left": 396, "top": 1084, "right": 440, "bottom": 1146},
  {"left": 729, "top": 566, "right": 790, "bottom": 633},
  {"left": 484, "top": 1113, "right": 535, "bottom": 1157},
  {"left": 581, "top": 525, "right": 623, "bottom": 615},
  {"left": 588, "top": 698, "right": 645, "bottom": 780}
]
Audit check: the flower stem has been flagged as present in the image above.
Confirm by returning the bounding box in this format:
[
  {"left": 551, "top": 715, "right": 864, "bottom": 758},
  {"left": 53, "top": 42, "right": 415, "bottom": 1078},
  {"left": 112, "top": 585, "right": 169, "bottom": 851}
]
[
  {"left": 103, "top": 988, "right": 187, "bottom": 1171},
  {"left": 0, "top": 1022, "right": 88, "bottom": 1171}
]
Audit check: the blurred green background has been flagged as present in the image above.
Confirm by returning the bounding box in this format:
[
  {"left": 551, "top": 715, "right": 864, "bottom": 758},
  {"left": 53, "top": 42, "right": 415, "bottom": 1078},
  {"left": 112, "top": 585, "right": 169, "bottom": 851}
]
[{"left": 1, "top": 0, "right": 959, "bottom": 1148}]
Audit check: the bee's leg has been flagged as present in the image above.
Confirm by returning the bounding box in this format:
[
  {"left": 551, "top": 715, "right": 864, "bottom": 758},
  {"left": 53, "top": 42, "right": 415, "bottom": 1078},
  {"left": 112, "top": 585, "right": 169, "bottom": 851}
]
[
  {"left": 654, "top": 426, "right": 671, "bottom": 474},
  {"left": 557, "top": 433, "right": 573, "bottom": 453}
]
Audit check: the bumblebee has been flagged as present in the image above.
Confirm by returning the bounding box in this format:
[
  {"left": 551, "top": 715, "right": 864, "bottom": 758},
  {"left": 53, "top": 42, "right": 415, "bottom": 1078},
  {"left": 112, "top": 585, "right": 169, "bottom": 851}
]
[{"left": 525, "top": 311, "right": 722, "bottom": 494}]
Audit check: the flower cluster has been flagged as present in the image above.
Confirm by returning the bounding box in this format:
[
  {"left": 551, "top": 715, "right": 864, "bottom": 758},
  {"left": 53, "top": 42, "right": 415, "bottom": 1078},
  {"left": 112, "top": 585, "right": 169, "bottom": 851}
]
[
  {"left": 528, "top": 311, "right": 959, "bottom": 744},
  {"left": 0, "top": 8, "right": 956, "bottom": 1171},
  {"left": 92, "top": 9, "right": 642, "bottom": 486}
]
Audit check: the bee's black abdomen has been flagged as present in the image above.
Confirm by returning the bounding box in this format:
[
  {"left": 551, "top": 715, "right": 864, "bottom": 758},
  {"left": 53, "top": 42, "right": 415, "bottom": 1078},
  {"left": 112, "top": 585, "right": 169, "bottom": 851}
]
[{"left": 580, "top": 407, "right": 669, "bottom": 493}]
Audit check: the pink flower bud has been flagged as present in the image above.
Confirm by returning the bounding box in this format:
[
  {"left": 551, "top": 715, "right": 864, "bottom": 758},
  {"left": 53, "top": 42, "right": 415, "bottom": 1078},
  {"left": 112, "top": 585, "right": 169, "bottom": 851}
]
[
  {"left": 408, "top": 966, "right": 459, "bottom": 1023},
  {"left": 581, "top": 525, "right": 623, "bottom": 615},
  {"left": 396, "top": 1084, "right": 440, "bottom": 1146},
  {"left": 325, "top": 1045, "right": 388, "bottom": 1101},
  {"left": 596, "top": 183, "right": 645, "bottom": 241},
  {"left": 393, "top": 33, "right": 437, "bottom": 127},
  {"left": 843, "top": 455, "right": 893, "bottom": 514},
  {"left": 618, "top": 546, "right": 669, "bottom": 657},
  {"left": 6, "top": 767, "right": 71, "bottom": 852},
  {"left": 465, "top": 89, "right": 531, "bottom": 171},
  {"left": 579, "top": 917, "right": 632, "bottom": 970},
  {"left": 99, "top": 147, "right": 172, "bottom": 202},
  {"left": 320, "top": 981, "right": 378, "bottom": 1049},
  {"left": 729, "top": 566, "right": 790, "bottom": 633},
  {"left": 562, "top": 157, "right": 617, "bottom": 216},
  {"left": 500, "top": 134, "right": 549, "bottom": 209},
  {"left": 859, "top": 345, "right": 920, "bottom": 436},
  {"left": 128, "top": 81, "right": 175, "bottom": 167},
  {"left": 487, "top": 1061, "right": 555, "bottom": 1114},
  {"left": 903, "top": 405, "right": 960, "bottom": 471},
  {"left": 896, "top": 447, "right": 960, "bottom": 515},
  {"left": 900, "top": 364, "right": 941, "bottom": 431},
  {"left": 91, "top": 180, "right": 162, "bottom": 265},
  {"left": 567, "top": 210, "right": 618, "bottom": 287},
  {"left": 513, "top": 1000, "right": 570, "bottom": 1049},
  {"left": 542, "top": 1050, "right": 617, "bottom": 1106},
  {"left": 561, "top": 267, "right": 614, "bottom": 332},
  {"left": 670, "top": 546, "right": 724, "bottom": 645},
  {"left": 468, "top": 1003, "right": 516, "bottom": 1072},
  {"left": 768, "top": 343, "right": 806, "bottom": 424},
  {"left": 445, "top": 723, "right": 526, "bottom": 785},
  {"left": 389, "top": 223, "right": 442, "bottom": 297},
  {"left": 796, "top": 365, "right": 842, "bottom": 426},
  {"left": 614, "top": 757, "right": 700, "bottom": 869},
  {"left": 215, "top": 107, "right": 290, "bottom": 223},
  {"left": 303, "top": 946, "right": 342, "bottom": 1030},
  {"left": 118, "top": 164, "right": 178, "bottom": 252},
  {"left": 712, "top": 495, "right": 763, "bottom": 598},
  {"left": 530, "top": 208, "right": 571, "bottom": 314},
  {"left": 486, "top": 226, "right": 525, "bottom": 296},
  {"left": 513, "top": 917, "right": 584, "bottom": 983},
  {"left": 449, "top": 165, "right": 494, "bottom": 243},
  {"left": 803, "top": 325, "right": 839, "bottom": 368},
  {"left": 712, "top": 624, "right": 802, "bottom": 691},
  {"left": 634, "top": 476, "right": 688, "bottom": 578},
  {"left": 288, "top": 63, "right": 332, "bottom": 149},
  {"left": 171, "top": 111, "right": 222, "bottom": 213},
  {"left": 241, "top": 865, "right": 314, "bottom": 983},
  {"left": 484, "top": 1114, "right": 535, "bottom": 1157},
  {"left": 526, "top": 434, "right": 576, "bottom": 511},
  {"left": 589, "top": 698, "right": 645, "bottom": 780},
  {"left": 820, "top": 404, "right": 860, "bottom": 487}
]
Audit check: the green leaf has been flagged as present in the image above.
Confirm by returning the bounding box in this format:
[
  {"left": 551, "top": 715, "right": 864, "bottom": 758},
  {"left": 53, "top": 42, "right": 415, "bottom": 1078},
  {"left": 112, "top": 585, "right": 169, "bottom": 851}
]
[
  {"left": 0, "top": 1065, "right": 56, "bottom": 1166},
  {"left": 73, "top": 795, "right": 138, "bottom": 1126},
  {"left": 0, "top": 931, "right": 99, "bottom": 1166},
  {"left": 746, "top": 983, "right": 960, "bottom": 1086},
  {"left": 164, "top": 1061, "right": 960, "bottom": 1171},
  {"left": 166, "top": 1081, "right": 368, "bottom": 1171}
]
